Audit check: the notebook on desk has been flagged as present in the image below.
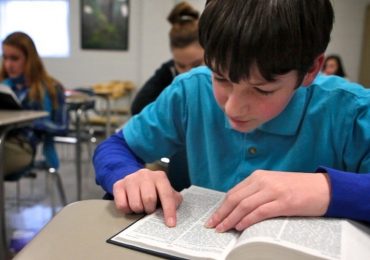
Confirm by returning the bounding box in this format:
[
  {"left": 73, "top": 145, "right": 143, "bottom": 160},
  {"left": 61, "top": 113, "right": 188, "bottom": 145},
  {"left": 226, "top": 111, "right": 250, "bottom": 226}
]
[{"left": 0, "top": 84, "right": 22, "bottom": 110}]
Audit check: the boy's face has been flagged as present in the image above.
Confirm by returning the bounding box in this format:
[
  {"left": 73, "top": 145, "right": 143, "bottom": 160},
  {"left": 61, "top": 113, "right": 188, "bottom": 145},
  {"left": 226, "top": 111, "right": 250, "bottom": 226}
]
[{"left": 212, "top": 65, "right": 299, "bottom": 133}]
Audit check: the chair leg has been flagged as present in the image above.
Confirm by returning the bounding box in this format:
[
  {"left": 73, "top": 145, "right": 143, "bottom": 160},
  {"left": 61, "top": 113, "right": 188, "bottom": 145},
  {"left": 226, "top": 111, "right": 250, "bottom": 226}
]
[
  {"left": 48, "top": 168, "right": 67, "bottom": 207},
  {"left": 85, "top": 136, "right": 96, "bottom": 177},
  {"left": 16, "top": 181, "right": 20, "bottom": 210},
  {"left": 54, "top": 172, "right": 67, "bottom": 206},
  {"left": 30, "top": 177, "right": 35, "bottom": 198},
  {"left": 50, "top": 175, "right": 56, "bottom": 216}
]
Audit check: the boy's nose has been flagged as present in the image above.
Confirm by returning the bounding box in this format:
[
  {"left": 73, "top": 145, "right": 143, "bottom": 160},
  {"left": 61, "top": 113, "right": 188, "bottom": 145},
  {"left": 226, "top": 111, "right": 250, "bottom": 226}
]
[{"left": 224, "top": 89, "right": 250, "bottom": 118}]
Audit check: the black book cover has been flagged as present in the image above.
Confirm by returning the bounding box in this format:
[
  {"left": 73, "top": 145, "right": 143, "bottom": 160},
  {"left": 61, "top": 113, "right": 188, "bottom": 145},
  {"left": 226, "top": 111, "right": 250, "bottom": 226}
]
[{"left": 0, "top": 84, "right": 22, "bottom": 110}]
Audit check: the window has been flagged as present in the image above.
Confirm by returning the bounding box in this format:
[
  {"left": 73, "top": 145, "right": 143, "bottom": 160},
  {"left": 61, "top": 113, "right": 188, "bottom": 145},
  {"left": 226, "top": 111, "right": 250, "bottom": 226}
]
[{"left": 0, "top": 0, "right": 70, "bottom": 58}]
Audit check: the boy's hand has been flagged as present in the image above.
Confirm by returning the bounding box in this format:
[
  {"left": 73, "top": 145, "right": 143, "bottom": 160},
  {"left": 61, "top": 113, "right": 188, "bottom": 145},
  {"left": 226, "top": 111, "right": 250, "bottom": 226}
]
[
  {"left": 113, "top": 169, "right": 183, "bottom": 227},
  {"left": 206, "top": 170, "right": 330, "bottom": 232}
]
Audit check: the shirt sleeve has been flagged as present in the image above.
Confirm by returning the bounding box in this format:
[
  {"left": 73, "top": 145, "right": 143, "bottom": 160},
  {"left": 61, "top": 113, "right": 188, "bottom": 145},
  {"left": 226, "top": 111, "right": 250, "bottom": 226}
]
[
  {"left": 317, "top": 166, "right": 370, "bottom": 222},
  {"left": 32, "top": 82, "right": 69, "bottom": 136},
  {"left": 93, "top": 131, "right": 144, "bottom": 194}
]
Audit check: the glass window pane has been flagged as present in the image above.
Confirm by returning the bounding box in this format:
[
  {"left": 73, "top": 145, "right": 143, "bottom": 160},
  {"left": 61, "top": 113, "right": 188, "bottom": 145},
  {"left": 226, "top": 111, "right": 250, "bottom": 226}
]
[{"left": 0, "top": 0, "right": 70, "bottom": 58}]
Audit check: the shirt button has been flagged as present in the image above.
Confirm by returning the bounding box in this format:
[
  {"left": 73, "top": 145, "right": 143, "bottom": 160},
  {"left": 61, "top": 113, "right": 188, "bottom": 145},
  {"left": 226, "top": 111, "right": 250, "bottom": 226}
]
[{"left": 248, "top": 147, "right": 257, "bottom": 155}]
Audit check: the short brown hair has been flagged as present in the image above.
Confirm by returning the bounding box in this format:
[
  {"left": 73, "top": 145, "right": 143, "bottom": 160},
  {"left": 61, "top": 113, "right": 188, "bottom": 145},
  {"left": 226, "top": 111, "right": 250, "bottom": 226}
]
[{"left": 199, "top": 0, "right": 334, "bottom": 84}]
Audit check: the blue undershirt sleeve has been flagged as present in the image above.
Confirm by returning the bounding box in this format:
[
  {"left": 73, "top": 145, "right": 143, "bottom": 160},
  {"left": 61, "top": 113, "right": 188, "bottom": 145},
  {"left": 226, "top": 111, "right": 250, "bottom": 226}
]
[
  {"left": 93, "top": 131, "right": 144, "bottom": 194},
  {"left": 317, "top": 166, "right": 370, "bottom": 222}
]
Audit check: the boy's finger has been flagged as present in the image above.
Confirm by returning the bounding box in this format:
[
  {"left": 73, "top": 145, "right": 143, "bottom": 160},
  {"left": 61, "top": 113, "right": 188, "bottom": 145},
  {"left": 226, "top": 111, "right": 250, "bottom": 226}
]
[
  {"left": 206, "top": 199, "right": 235, "bottom": 229},
  {"left": 215, "top": 191, "right": 272, "bottom": 232},
  {"left": 156, "top": 183, "right": 180, "bottom": 227},
  {"left": 235, "top": 201, "right": 279, "bottom": 231},
  {"left": 206, "top": 186, "right": 258, "bottom": 229},
  {"left": 140, "top": 181, "right": 158, "bottom": 213},
  {"left": 160, "top": 194, "right": 178, "bottom": 227},
  {"left": 126, "top": 183, "right": 145, "bottom": 213},
  {"left": 114, "top": 188, "right": 132, "bottom": 214}
]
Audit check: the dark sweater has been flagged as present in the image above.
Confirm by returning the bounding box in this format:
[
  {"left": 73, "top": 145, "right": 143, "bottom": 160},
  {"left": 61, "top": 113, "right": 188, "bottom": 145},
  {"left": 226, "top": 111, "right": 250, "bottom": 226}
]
[{"left": 131, "top": 60, "right": 177, "bottom": 115}]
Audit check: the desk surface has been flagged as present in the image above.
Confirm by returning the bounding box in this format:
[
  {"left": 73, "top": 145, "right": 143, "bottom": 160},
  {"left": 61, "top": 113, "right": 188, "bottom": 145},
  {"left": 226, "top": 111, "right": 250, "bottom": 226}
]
[
  {"left": 65, "top": 90, "right": 95, "bottom": 105},
  {"left": 0, "top": 110, "right": 48, "bottom": 126},
  {"left": 15, "top": 200, "right": 163, "bottom": 260}
]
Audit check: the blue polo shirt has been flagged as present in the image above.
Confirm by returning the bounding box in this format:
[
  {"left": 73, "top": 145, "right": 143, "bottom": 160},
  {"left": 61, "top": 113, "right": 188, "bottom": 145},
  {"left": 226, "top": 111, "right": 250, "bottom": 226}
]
[{"left": 123, "top": 66, "right": 370, "bottom": 192}]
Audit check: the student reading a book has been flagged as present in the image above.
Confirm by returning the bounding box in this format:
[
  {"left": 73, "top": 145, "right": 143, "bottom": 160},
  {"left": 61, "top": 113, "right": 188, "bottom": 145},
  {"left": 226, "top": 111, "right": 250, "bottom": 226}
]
[
  {"left": 131, "top": 1, "right": 203, "bottom": 115},
  {"left": 0, "top": 31, "right": 68, "bottom": 176},
  {"left": 93, "top": 0, "right": 370, "bottom": 233},
  {"left": 130, "top": 1, "right": 203, "bottom": 192}
]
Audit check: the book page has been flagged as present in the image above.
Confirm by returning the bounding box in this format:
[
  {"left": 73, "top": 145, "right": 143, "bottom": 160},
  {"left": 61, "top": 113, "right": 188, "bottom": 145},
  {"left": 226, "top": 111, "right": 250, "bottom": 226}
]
[
  {"left": 232, "top": 217, "right": 342, "bottom": 260},
  {"left": 110, "top": 186, "right": 240, "bottom": 259},
  {"left": 341, "top": 220, "right": 370, "bottom": 259}
]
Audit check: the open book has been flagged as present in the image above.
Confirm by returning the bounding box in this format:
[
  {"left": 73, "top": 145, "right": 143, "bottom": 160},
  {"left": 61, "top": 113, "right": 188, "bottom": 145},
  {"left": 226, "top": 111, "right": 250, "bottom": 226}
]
[
  {"left": 0, "top": 84, "right": 22, "bottom": 110},
  {"left": 108, "top": 185, "right": 370, "bottom": 260}
]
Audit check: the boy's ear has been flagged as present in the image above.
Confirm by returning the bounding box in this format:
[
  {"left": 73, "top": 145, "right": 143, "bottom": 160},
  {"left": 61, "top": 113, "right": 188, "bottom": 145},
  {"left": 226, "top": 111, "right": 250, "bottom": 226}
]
[{"left": 301, "top": 53, "right": 325, "bottom": 87}]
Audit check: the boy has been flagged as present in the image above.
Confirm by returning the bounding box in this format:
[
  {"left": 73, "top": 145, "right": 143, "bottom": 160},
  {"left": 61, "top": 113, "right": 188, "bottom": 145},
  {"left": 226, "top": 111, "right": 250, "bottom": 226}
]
[{"left": 93, "top": 0, "right": 370, "bottom": 232}]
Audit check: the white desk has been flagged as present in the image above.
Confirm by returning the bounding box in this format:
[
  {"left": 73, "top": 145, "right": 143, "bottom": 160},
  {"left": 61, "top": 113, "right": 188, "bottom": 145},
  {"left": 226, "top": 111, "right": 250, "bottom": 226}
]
[
  {"left": 15, "top": 200, "right": 163, "bottom": 260},
  {"left": 0, "top": 110, "right": 48, "bottom": 260}
]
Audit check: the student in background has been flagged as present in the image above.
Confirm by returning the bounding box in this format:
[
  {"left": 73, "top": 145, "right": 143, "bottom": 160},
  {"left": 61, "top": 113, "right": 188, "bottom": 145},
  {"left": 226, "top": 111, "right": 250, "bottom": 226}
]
[
  {"left": 0, "top": 31, "right": 68, "bottom": 176},
  {"left": 130, "top": 1, "right": 204, "bottom": 191},
  {"left": 94, "top": 0, "right": 370, "bottom": 232},
  {"left": 322, "top": 54, "right": 347, "bottom": 77},
  {"left": 131, "top": 1, "right": 203, "bottom": 114}
]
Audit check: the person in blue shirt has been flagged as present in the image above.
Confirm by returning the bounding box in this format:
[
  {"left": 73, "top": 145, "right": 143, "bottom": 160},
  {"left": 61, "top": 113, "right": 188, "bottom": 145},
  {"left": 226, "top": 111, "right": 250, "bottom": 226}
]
[
  {"left": 0, "top": 31, "right": 68, "bottom": 176},
  {"left": 93, "top": 0, "right": 370, "bottom": 232}
]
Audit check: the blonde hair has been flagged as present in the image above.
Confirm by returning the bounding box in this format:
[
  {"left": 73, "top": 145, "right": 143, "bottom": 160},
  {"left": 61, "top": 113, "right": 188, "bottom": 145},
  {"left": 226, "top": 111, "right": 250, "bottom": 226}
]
[
  {"left": 167, "top": 2, "right": 199, "bottom": 49},
  {"left": 0, "top": 31, "right": 60, "bottom": 108}
]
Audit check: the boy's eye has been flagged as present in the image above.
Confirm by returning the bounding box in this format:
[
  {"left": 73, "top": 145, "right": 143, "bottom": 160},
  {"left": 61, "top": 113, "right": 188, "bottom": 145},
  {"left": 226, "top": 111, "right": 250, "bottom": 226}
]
[
  {"left": 255, "top": 88, "right": 275, "bottom": 96},
  {"left": 213, "top": 75, "right": 228, "bottom": 82}
]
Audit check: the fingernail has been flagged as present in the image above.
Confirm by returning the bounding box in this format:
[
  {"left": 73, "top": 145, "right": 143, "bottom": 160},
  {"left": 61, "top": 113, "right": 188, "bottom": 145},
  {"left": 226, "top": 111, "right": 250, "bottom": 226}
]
[
  {"left": 235, "top": 223, "right": 244, "bottom": 231},
  {"left": 205, "top": 218, "right": 214, "bottom": 228},
  {"left": 216, "top": 223, "right": 225, "bottom": 233},
  {"left": 166, "top": 217, "right": 175, "bottom": 227}
]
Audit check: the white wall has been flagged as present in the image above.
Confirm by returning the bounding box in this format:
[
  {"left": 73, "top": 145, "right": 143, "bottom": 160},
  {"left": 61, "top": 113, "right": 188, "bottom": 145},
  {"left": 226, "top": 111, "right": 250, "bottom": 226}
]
[
  {"left": 327, "top": 0, "right": 370, "bottom": 81},
  {"left": 4, "top": 0, "right": 368, "bottom": 88},
  {"left": 139, "top": 0, "right": 206, "bottom": 84},
  {"left": 43, "top": 0, "right": 143, "bottom": 88},
  {"left": 42, "top": 0, "right": 206, "bottom": 89}
]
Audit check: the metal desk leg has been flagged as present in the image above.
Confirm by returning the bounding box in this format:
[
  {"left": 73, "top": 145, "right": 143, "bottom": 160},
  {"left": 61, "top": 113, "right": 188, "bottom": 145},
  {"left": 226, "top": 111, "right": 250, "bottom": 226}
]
[
  {"left": 106, "top": 98, "right": 111, "bottom": 138},
  {"left": 0, "top": 127, "right": 11, "bottom": 260},
  {"left": 75, "top": 108, "right": 82, "bottom": 201}
]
